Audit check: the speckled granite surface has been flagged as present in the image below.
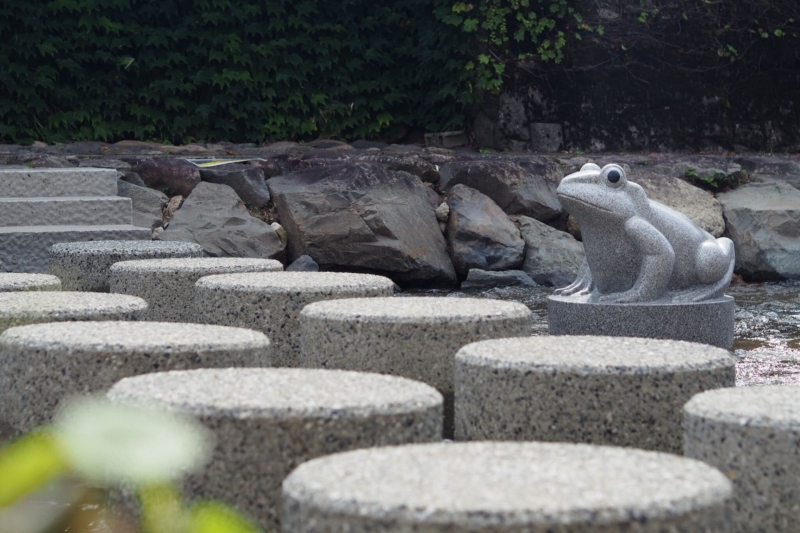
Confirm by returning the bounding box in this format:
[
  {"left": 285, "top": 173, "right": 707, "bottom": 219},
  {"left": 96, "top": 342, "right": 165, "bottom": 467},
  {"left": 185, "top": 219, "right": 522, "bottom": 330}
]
[
  {"left": 300, "top": 296, "right": 532, "bottom": 436},
  {"left": 548, "top": 295, "right": 735, "bottom": 349},
  {"left": 455, "top": 336, "right": 734, "bottom": 452},
  {"left": 110, "top": 257, "right": 283, "bottom": 322},
  {"left": 283, "top": 441, "right": 733, "bottom": 533},
  {"left": 0, "top": 273, "right": 62, "bottom": 292},
  {"left": 684, "top": 385, "right": 800, "bottom": 532},
  {"left": 50, "top": 240, "right": 205, "bottom": 291},
  {"left": 108, "top": 368, "right": 443, "bottom": 531},
  {"left": 0, "top": 291, "right": 147, "bottom": 333},
  {"left": 0, "top": 321, "right": 270, "bottom": 433},
  {"left": 194, "top": 272, "right": 394, "bottom": 366}
]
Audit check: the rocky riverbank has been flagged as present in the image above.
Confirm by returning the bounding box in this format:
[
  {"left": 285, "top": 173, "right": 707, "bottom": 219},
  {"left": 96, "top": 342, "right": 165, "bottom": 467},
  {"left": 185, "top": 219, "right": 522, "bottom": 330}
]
[{"left": 1, "top": 140, "right": 799, "bottom": 287}]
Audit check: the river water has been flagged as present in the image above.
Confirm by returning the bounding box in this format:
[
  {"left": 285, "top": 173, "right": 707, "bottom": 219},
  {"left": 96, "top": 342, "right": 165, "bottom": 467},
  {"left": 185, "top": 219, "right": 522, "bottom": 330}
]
[{"left": 407, "top": 280, "right": 800, "bottom": 386}]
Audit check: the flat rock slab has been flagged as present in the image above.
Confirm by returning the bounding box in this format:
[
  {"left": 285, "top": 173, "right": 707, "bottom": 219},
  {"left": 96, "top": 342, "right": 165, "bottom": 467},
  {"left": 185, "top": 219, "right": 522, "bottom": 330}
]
[
  {"left": 195, "top": 272, "right": 395, "bottom": 366},
  {"left": 0, "top": 321, "right": 270, "bottom": 433},
  {"left": 110, "top": 257, "right": 283, "bottom": 322},
  {"left": 0, "top": 291, "right": 147, "bottom": 334},
  {"left": 283, "top": 441, "right": 733, "bottom": 533},
  {"left": 685, "top": 385, "right": 800, "bottom": 532},
  {"left": 108, "top": 368, "right": 443, "bottom": 531},
  {"left": 301, "top": 296, "right": 531, "bottom": 436},
  {"left": 50, "top": 240, "right": 205, "bottom": 291},
  {"left": 548, "top": 294, "right": 735, "bottom": 349},
  {"left": 0, "top": 273, "right": 61, "bottom": 292},
  {"left": 0, "top": 167, "right": 118, "bottom": 197},
  {"left": 455, "top": 336, "right": 734, "bottom": 452}
]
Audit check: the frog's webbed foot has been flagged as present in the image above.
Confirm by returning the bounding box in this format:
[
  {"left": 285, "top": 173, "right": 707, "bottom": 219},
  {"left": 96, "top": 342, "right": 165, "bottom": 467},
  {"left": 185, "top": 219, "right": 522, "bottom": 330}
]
[{"left": 554, "top": 260, "right": 594, "bottom": 297}]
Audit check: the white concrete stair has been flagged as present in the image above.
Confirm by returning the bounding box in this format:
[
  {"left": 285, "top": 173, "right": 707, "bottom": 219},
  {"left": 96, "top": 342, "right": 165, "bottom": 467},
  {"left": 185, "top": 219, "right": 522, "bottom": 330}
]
[
  {"left": 0, "top": 168, "right": 119, "bottom": 197},
  {"left": 0, "top": 197, "right": 133, "bottom": 226},
  {"left": 0, "top": 167, "right": 151, "bottom": 273}
]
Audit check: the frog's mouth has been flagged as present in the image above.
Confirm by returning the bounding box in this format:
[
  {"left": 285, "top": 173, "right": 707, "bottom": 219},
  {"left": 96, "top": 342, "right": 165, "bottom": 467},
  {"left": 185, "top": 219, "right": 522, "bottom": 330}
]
[{"left": 557, "top": 194, "right": 614, "bottom": 214}]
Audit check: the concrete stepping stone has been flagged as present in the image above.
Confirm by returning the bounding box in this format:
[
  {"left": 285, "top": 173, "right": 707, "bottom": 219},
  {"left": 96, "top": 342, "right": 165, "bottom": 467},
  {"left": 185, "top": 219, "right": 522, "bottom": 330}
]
[
  {"left": 195, "top": 272, "right": 395, "bottom": 366},
  {"left": 50, "top": 240, "right": 205, "bottom": 291},
  {"left": 107, "top": 368, "right": 443, "bottom": 531},
  {"left": 0, "top": 321, "right": 270, "bottom": 434},
  {"left": 455, "top": 336, "right": 734, "bottom": 452},
  {"left": 0, "top": 273, "right": 62, "bottom": 292},
  {"left": 0, "top": 291, "right": 147, "bottom": 334},
  {"left": 282, "top": 441, "right": 733, "bottom": 533},
  {"left": 300, "top": 296, "right": 532, "bottom": 436},
  {"left": 110, "top": 257, "right": 284, "bottom": 322},
  {"left": 684, "top": 385, "right": 800, "bottom": 532}
]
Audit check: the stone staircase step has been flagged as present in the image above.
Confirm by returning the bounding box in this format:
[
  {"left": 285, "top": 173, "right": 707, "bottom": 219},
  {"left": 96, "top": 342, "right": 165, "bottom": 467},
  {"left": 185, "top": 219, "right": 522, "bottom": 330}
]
[
  {"left": 0, "top": 197, "right": 132, "bottom": 226},
  {"left": 0, "top": 225, "right": 151, "bottom": 273},
  {"left": 0, "top": 168, "right": 118, "bottom": 198}
]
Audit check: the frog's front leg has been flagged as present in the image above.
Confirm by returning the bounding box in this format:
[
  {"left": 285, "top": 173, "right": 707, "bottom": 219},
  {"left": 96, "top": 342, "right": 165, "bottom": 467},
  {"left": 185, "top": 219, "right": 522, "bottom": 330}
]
[
  {"left": 597, "top": 216, "right": 675, "bottom": 303},
  {"left": 554, "top": 259, "right": 594, "bottom": 296}
]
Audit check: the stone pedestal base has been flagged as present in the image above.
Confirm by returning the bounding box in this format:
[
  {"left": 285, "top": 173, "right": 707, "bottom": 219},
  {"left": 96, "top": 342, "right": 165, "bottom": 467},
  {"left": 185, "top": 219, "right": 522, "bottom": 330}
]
[{"left": 547, "top": 295, "right": 734, "bottom": 349}]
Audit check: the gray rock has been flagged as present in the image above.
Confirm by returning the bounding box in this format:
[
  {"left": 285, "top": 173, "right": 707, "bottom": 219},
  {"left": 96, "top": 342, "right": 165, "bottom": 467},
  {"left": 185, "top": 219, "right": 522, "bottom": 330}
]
[
  {"left": 634, "top": 171, "right": 726, "bottom": 237},
  {"left": 268, "top": 163, "right": 456, "bottom": 287},
  {"left": 358, "top": 155, "right": 441, "bottom": 184},
  {"left": 134, "top": 158, "right": 201, "bottom": 197},
  {"left": 117, "top": 179, "right": 167, "bottom": 230},
  {"left": 685, "top": 385, "right": 800, "bottom": 533},
  {"left": 119, "top": 171, "right": 147, "bottom": 187},
  {"left": 717, "top": 182, "right": 800, "bottom": 280},
  {"left": 439, "top": 159, "right": 563, "bottom": 221},
  {"left": 283, "top": 442, "right": 733, "bottom": 533},
  {"left": 445, "top": 185, "right": 525, "bottom": 275},
  {"left": 351, "top": 140, "right": 389, "bottom": 150},
  {"left": 158, "top": 182, "right": 286, "bottom": 260},
  {"left": 516, "top": 215, "right": 584, "bottom": 286},
  {"left": 199, "top": 165, "right": 270, "bottom": 207},
  {"left": 425, "top": 187, "right": 443, "bottom": 210},
  {"left": 529, "top": 123, "right": 563, "bottom": 152},
  {"left": 460, "top": 269, "right": 536, "bottom": 290},
  {"left": 286, "top": 255, "right": 319, "bottom": 272}
]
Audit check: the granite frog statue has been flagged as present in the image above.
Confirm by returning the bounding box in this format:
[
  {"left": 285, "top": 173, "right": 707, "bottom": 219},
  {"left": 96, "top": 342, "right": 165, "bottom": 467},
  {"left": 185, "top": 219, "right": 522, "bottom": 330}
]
[{"left": 554, "top": 163, "right": 734, "bottom": 303}]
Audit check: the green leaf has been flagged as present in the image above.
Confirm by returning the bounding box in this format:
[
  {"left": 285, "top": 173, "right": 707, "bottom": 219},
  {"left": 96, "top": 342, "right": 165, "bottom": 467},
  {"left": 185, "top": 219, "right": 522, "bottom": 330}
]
[
  {"left": 190, "top": 501, "right": 262, "bottom": 533},
  {"left": 0, "top": 431, "right": 68, "bottom": 507},
  {"left": 139, "top": 483, "right": 190, "bottom": 533}
]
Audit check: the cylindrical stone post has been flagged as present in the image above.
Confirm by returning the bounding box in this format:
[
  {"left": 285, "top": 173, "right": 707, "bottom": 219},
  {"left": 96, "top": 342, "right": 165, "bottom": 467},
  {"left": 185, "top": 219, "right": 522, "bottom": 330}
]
[
  {"left": 109, "top": 257, "right": 283, "bottom": 322},
  {"left": 0, "top": 273, "right": 62, "bottom": 292},
  {"left": 300, "top": 297, "right": 532, "bottom": 437},
  {"left": 108, "top": 368, "right": 443, "bottom": 531},
  {"left": 455, "top": 336, "right": 734, "bottom": 452},
  {"left": 0, "top": 292, "right": 148, "bottom": 334},
  {"left": 50, "top": 240, "right": 205, "bottom": 291},
  {"left": 684, "top": 385, "right": 800, "bottom": 532},
  {"left": 194, "top": 272, "right": 395, "bottom": 366},
  {"left": 283, "top": 441, "right": 734, "bottom": 533},
  {"left": 0, "top": 321, "right": 270, "bottom": 433}
]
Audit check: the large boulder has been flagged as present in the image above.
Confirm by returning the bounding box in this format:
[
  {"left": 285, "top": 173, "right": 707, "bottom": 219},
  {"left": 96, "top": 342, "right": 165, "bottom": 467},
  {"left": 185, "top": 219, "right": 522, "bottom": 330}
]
[
  {"left": 117, "top": 179, "right": 167, "bottom": 230},
  {"left": 717, "top": 182, "right": 800, "bottom": 280},
  {"left": 439, "top": 158, "right": 563, "bottom": 221},
  {"left": 134, "top": 158, "right": 201, "bottom": 197},
  {"left": 633, "top": 171, "right": 726, "bottom": 237},
  {"left": 358, "top": 154, "right": 440, "bottom": 183},
  {"left": 267, "top": 163, "right": 456, "bottom": 286},
  {"left": 516, "top": 215, "right": 585, "bottom": 287},
  {"left": 157, "top": 182, "right": 285, "bottom": 260},
  {"left": 445, "top": 184, "right": 525, "bottom": 276},
  {"left": 199, "top": 165, "right": 271, "bottom": 207}
]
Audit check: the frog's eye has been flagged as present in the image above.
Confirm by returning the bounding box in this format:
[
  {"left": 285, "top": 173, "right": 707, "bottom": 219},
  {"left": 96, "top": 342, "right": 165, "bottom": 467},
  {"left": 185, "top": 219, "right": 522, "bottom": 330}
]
[{"left": 602, "top": 165, "right": 626, "bottom": 188}]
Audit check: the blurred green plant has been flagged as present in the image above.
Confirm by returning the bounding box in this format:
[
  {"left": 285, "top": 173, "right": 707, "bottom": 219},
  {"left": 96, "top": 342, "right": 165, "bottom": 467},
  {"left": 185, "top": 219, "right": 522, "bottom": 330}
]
[{"left": 0, "top": 397, "right": 260, "bottom": 533}]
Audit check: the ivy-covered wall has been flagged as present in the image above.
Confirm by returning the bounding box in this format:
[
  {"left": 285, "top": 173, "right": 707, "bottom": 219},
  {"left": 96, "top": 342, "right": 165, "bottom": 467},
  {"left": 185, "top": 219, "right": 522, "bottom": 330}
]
[{"left": 0, "top": 0, "right": 472, "bottom": 144}]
